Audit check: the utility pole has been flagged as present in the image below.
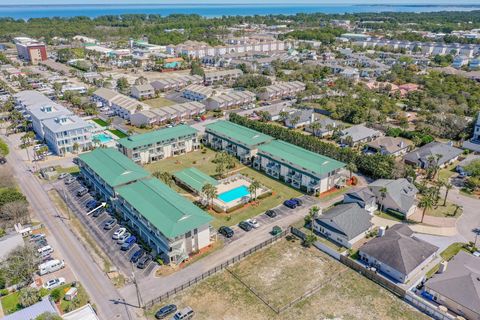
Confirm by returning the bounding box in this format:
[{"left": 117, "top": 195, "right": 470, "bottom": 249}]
[{"left": 131, "top": 262, "right": 143, "bottom": 309}]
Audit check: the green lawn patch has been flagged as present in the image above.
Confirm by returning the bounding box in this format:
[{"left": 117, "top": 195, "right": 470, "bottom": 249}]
[
  {"left": 438, "top": 163, "right": 457, "bottom": 182},
  {"left": 426, "top": 201, "right": 462, "bottom": 218},
  {"left": 1, "top": 291, "right": 20, "bottom": 314},
  {"left": 426, "top": 242, "right": 466, "bottom": 278},
  {"left": 144, "top": 97, "right": 176, "bottom": 108},
  {"left": 108, "top": 129, "right": 128, "bottom": 138},
  {"left": 375, "top": 210, "right": 404, "bottom": 222},
  {"left": 55, "top": 165, "right": 80, "bottom": 175},
  {"left": 0, "top": 137, "right": 9, "bottom": 156},
  {"left": 92, "top": 118, "right": 109, "bottom": 127}
]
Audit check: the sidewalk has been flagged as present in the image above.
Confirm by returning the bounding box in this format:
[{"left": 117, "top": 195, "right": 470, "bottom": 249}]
[
  {"left": 371, "top": 216, "right": 457, "bottom": 237},
  {"left": 409, "top": 209, "right": 457, "bottom": 228}
]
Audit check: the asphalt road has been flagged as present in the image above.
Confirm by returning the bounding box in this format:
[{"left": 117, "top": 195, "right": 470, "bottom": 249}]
[{"left": 2, "top": 134, "right": 138, "bottom": 320}]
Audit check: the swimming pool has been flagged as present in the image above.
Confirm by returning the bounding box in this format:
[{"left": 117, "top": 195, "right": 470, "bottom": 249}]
[
  {"left": 93, "top": 133, "right": 113, "bottom": 144},
  {"left": 218, "top": 185, "right": 250, "bottom": 203}
]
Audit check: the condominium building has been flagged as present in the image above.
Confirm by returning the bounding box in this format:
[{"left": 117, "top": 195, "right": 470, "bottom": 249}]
[
  {"left": 92, "top": 88, "right": 150, "bottom": 120},
  {"left": 117, "top": 124, "right": 200, "bottom": 164},
  {"left": 256, "top": 81, "right": 306, "bottom": 101},
  {"left": 130, "top": 101, "right": 205, "bottom": 127},
  {"left": 29, "top": 103, "right": 73, "bottom": 139},
  {"left": 131, "top": 83, "right": 155, "bottom": 100},
  {"left": 204, "top": 69, "right": 243, "bottom": 85},
  {"left": 204, "top": 90, "right": 256, "bottom": 110},
  {"left": 182, "top": 84, "right": 213, "bottom": 101},
  {"left": 14, "top": 37, "right": 47, "bottom": 64},
  {"left": 204, "top": 120, "right": 273, "bottom": 163},
  {"left": 43, "top": 115, "right": 93, "bottom": 155},
  {"left": 78, "top": 148, "right": 212, "bottom": 264},
  {"left": 150, "top": 75, "right": 203, "bottom": 92},
  {"left": 254, "top": 140, "right": 345, "bottom": 194}
]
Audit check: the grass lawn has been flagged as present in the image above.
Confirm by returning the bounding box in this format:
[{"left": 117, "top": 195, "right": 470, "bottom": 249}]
[
  {"left": 91, "top": 118, "right": 109, "bottom": 127},
  {"left": 108, "top": 129, "right": 128, "bottom": 138},
  {"left": 55, "top": 165, "right": 80, "bottom": 175},
  {"left": 147, "top": 238, "right": 429, "bottom": 320},
  {"left": 1, "top": 291, "right": 21, "bottom": 314},
  {"left": 426, "top": 201, "right": 463, "bottom": 218},
  {"left": 144, "top": 97, "right": 176, "bottom": 108},
  {"left": 145, "top": 148, "right": 301, "bottom": 229},
  {"left": 438, "top": 163, "right": 457, "bottom": 182},
  {"left": 375, "top": 210, "right": 405, "bottom": 222}
]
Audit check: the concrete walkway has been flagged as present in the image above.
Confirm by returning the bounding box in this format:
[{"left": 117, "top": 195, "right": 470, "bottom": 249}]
[
  {"left": 372, "top": 216, "right": 457, "bottom": 237},
  {"left": 409, "top": 208, "right": 457, "bottom": 228}
]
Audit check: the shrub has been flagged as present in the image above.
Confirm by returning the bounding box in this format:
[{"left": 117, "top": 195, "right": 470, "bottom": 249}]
[
  {"left": 0, "top": 288, "right": 8, "bottom": 296},
  {"left": 50, "top": 288, "right": 62, "bottom": 302}
]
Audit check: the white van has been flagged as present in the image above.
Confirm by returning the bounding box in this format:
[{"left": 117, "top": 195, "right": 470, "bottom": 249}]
[
  {"left": 37, "top": 245, "right": 54, "bottom": 257},
  {"left": 38, "top": 259, "right": 65, "bottom": 276},
  {"left": 172, "top": 307, "right": 195, "bottom": 320}
]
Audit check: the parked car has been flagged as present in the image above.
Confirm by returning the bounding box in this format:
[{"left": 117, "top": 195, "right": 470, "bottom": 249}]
[
  {"left": 64, "top": 176, "right": 76, "bottom": 185},
  {"left": 112, "top": 228, "right": 126, "bottom": 240},
  {"left": 130, "top": 249, "right": 144, "bottom": 263},
  {"left": 121, "top": 239, "right": 136, "bottom": 251},
  {"left": 58, "top": 172, "right": 69, "bottom": 180},
  {"left": 43, "top": 277, "right": 65, "bottom": 289},
  {"left": 265, "top": 209, "right": 278, "bottom": 218},
  {"left": 238, "top": 221, "right": 253, "bottom": 232},
  {"left": 120, "top": 235, "right": 136, "bottom": 248},
  {"left": 218, "top": 226, "right": 234, "bottom": 238},
  {"left": 85, "top": 200, "right": 98, "bottom": 210},
  {"left": 290, "top": 198, "right": 303, "bottom": 206},
  {"left": 283, "top": 199, "right": 297, "bottom": 209},
  {"left": 30, "top": 233, "right": 46, "bottom": 242},
  {"left": 155, "top": 304, "right": 177, "bottom": 319},
  {"left": 246, "top": 218, "right": 260, "bottom": 228},
  {"left": 137, "top": 255, "right": 152, "bottom": 269},
  {"left": 92, "top": 207, "right": 105, "bottom": 218},
  {"left": 103, "top": 219, "right": 117, "bottom": 230},
  {"left": 76, "top": 187, "right": 88, "bottom": 197},
  {"left": 172, "top": 307, "right": 195, "bottom": 320},
  {"left": 117, "top": 232, "right": 131, "bottom": 244},
  {"left": 271, "top": 225, "right": 282, "bottom": 236}
]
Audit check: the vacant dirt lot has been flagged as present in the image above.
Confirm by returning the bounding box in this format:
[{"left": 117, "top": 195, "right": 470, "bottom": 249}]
[{"left": 147, "top": 238, "right": 429, "bottom": 320}]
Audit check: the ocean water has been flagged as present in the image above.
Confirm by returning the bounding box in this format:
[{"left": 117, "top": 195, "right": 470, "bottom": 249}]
[{"left": 0, "top": 4, "right": 479, "bottom": 19}]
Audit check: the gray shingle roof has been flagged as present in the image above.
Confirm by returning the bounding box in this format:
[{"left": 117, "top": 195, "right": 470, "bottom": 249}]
[
  {"left": 359, "top": 224, "right": 439, "bottom": 275},
  {"left": 345, "top": 187, "right": 376, "bottom": 204},
  {"left": 425, "top": 251, "right": 480, "bottom": 315},
  {"left": 369, "top": 178, "right": 418, "bottom": 213},
  {"left": 315, "top": 203, "right": 372, "bottom": 240},
  {"left": 341, "top": 124, "right": 381, "bottom": 142},
  {"left": 404, "top": 142, "right": 463, "bottom": 168}
]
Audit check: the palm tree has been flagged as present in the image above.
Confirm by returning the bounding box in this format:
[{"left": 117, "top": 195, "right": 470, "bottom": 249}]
[
  {"left": 154, "top": 171, "right": 172, "bottom": 187},
  {"left": 419, "top": 193, "right": 434, "bottom": 223},
  {"left": 18, "top": 287, "right": 40, "bottom": 307},
  {"left": 279, "top": 111, "right": 289, "bottom": 123},
  {"left": 443, "top": 182, "right": 453, "bottom": 206},
  {"left": 72, "top": 142, "right": 80, "bottom": 154},
  {"left": 346, "top": 162, "right": 357, "bottom": 179},
  {"left": 92, "top": 136, "right": 101, "bottom": 148},
  {"left": 248, "top": 179, "right": 261, "bottom": 200},
  {"left": 308, "top": 206, "right": 320, "bottom": 232},
  {"left": 201, "top": 183, "right": 217, "bottom": 208},
  {"left": 21, "top": 131, "right": 35, "bottom": 161},
  {"left": 379, "top": 187, "right": 387, "bottom": 212},
  {"left": 309, "top": 122, "right": 321, "bottom": 136}
]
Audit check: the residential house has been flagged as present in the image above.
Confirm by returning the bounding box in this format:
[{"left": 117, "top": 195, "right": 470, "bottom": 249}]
[
  {"left": 254, "top": 140, "right": 345, "bottom": 194},
  {"left": 452, "top": 55, "right": 469, "bottom": 69},
  {"left": 340, "top": 124, "right": 382, "bottom": 147},
  {"left": 365, "top": 136, "right": 412, "bottom": 157},
  {"left": 204, "top": 120, "right": 273, "bottom": 163},
  {"left": 284, "top": 109, "right": 317, "bottom": 129},
  {"left": 131, "top": 83, "right": 155, "bottom": 100},
  {"left": 204, "top": 69, "right": 243, "bottom": 85},
  {"left": 359, "top": 224, "right": 439, "bottom": 283},
  {"left": 424, "top": 251, "right": 480, "bottom": 320},
  {"left": 182, "top": 84, "right": 213, "bottom": 101},
  {"left": 117, "top": 125, "right": 199, "bottom": 164},
  {"left": 368, "top": 178, "right": 418, "bottom": 218},
  {"left": 313, "top": 203, "right": 373, "bottom": 248},
  {"left": 252, "top": 102, "right": 295, "bottom": 121},
  {"left": 343, "top": 187, "right": 378, "bottom": 214},
  {"left": 404, "top": 142, "right": 463, "bottom": 169},
  {"left": 3, "top": 298, "right": 58, "bottom": 320},
  {"left": 305, "top": 117, "right": 338, "bottom": 137}
]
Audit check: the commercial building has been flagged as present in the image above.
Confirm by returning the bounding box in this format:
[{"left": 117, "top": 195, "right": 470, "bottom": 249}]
[
  {"left": 256, "top": 81, "right": 306, "bottom": 101},
  {"left": 182, "top": 84, "right": 213, "bottom": 101},
  {"left": 203, "top": 69, "right": 243, "bottom": 85},
  {"left": 150, "top": 75, "right": 203, "bottom": 92},
  {"left": 117, "top": 124, "right": 199, "bottom": 164},
  {"left": 43, "top": 115, "right": 93, "bottom": 155},
  {"left": 78, "top": 148, "right": 212, "bottom": 264},
  {"left": 204, "top": 90, "right": 256, "bottom": 110},
  {"left": 359, "top": 224, "right": 438, "bottom": 283},
  {"left": 130, "top": 101, "right": 205, "bottom": 127},
  {"left": 204, "top": 120, "right": 273, "bottom": 163},
  {"left": 14, "top": 37, "right": 47, "bottom": 64},
  {"left": 254, "top": 140, "right": 345, "bottom": 194}
]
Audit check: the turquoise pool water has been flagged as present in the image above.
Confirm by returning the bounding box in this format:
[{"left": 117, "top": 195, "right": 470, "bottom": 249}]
[
  {"left": 93, "top": 133, "right": 113, "bottom": 144},
  {"left": 218, "top": 185, "right": 250, "bottom": 203}
]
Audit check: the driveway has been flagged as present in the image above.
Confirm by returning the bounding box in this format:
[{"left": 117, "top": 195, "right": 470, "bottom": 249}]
[{"left": 448, "top": 188, "right": 480, "bottom": 242}]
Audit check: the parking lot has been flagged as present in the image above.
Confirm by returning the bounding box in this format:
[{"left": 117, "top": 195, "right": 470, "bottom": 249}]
[
  {"left": 218, "top": 195, "right": 317, "bottom": 243},
  {"left": 55, "top": 178, "right": 156, "bottom": 279}
]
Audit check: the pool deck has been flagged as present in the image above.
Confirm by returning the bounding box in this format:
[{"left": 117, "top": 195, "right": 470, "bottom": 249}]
[{"left": 212, "top": 176, "right": 269, "bottom": 211}]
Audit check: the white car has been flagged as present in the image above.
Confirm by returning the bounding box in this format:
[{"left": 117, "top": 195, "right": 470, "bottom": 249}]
[
  {"left": 112, "top": 228, "right": 126, "bottom": 240},
  {"left": 246, "top": 218, "right": 260, "bottom": 228},
  {"left": 117, "top": 232, "right": 131, "bottom": 244},
  {"left": 43, "top": 277, "right": 65, "bottom": 290}
]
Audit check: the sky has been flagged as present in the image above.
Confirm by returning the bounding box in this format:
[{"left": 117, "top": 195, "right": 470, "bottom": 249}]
[{"left": 3, "top": 0, "right": 480, "bottom": 5}]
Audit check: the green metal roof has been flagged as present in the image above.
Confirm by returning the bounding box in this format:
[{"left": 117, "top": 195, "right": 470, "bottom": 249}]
[
  {"left": 78, "top": 148, "right": 150, "bottom": 187},
  {"left": 116, "top": 178, "right": 213, "bottom": 238},
  {"left": 117, "top": 125, "right": 198, "bottom": 149},
  {"left": 173, "top": 167, "right": 218, "bottom": 194},
  {"left": 258, "top": 140, "right": 345, "bottom": 177},
  {"left": 205, "top": 121, "right": 273, "bottom": 148}
]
